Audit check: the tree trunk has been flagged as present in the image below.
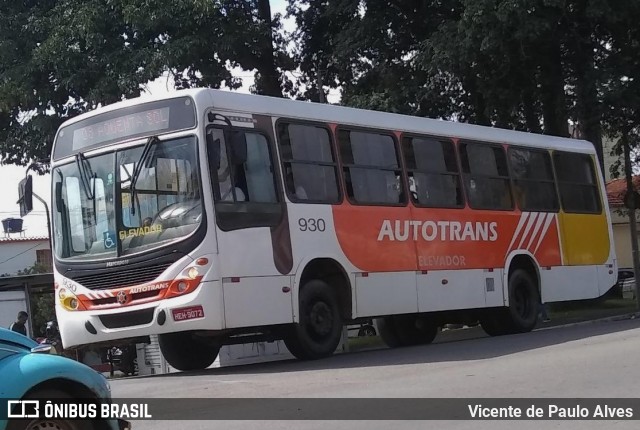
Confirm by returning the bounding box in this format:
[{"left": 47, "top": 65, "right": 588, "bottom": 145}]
[
  {"left": 568, "top": 2, "right": 604, "bottom": 176},
  {"left": 522, "top": 86, "right": 541, "bottom": 133},
  {"left": 465, "top": 73, "right": 490, "bottom": 126},
  {"left": 539, "top": 41, "right": 569, "bottom": 137},
  {"left": 255, "top": 0, "right": 282, "bottom": 97}
]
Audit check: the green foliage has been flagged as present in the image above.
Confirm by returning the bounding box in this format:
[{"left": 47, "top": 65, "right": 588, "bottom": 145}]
[
  {"left": 0, "top": 0, "right": 289, "bottom": 167},
  {"left": 2, "top": 0, "right": 640, "bottom": 175},
  {"left": 31, "top": 291, "right": 55, "bottom": 338},
  {"left": 289, "top": 0, "right": 640, "bottom": 176}
]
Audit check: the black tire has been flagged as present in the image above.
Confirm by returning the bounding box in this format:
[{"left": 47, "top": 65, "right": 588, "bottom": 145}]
[
  {"left": 376, "top": 315, "right": 438, "bottom": 347},
  {"left": 479, "top": 311, "right": 510, "bottom": 336},
  {"left": 7, "top": 389, "right": 92, "bottom": 430},
  {"left": 506, "top": 269, "right": 540, "bottom": 333},
  {"left": 159, "top": 331, "right": 220, "bottom": 371},
  {"left": 284, "top": 280, "right": 343, "bottom": 360},
  {"left": 376, "top": 317, "right": 402, "bottom": 348},
  {"left": 480, "top": 269, "right": 539, "bottom": 336}
]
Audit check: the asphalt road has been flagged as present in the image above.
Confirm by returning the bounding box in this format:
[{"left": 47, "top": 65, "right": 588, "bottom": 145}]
[{"left": 111, "top": 317, "right": 640, "bottom": 430}]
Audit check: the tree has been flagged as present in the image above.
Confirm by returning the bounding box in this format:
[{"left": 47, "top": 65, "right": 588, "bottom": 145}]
[
  {"left": 0, "top": 0, "right": 290, "bottom": 168},
  {"left": 289, "top": 0, "right": 640, "bottom": 178}
]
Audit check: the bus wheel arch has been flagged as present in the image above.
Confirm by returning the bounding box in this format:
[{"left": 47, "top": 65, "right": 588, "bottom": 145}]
[
  {"left": 480, "top": 253, "right": 541, "bottom": 336},
  {"left": 297, "top": 258, "right": 352, "bottom": 322},
  {"left": 285, "top": 258, "right": 352, "bottom": 360}
]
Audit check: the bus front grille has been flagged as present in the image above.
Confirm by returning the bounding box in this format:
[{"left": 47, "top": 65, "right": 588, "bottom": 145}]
[
  {"left": 99, "top": 308, "right": 155, "bottom": 329},
  {"left": 73, "top": 263, "right": 172, "bottom": 290}
]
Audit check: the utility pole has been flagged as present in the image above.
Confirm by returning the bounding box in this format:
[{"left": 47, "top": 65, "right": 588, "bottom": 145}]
[{"left": 622, "top": 132, "right": 640, "bottom": 310}]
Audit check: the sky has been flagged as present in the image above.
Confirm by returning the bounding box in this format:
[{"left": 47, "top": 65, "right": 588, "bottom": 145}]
[{"left": 0, "top": 0, "right": 341, "bottom": 238}]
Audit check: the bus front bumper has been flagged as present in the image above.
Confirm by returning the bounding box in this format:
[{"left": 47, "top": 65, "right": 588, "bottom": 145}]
[{"left": 58, "top": 280, "right": 224, "bottom": 348}]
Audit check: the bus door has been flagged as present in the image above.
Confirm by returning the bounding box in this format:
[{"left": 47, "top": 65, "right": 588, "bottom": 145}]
[{"left": 205, "top": 123, "right": 295, "bottom": 329}]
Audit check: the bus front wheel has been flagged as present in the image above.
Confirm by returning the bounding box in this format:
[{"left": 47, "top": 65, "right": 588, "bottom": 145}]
[
  {"left": 158, "top": 331, "right": 220, "bottom": 371},
  {"left": 284, "top": 280, "right": 343, "bottom": 360}
]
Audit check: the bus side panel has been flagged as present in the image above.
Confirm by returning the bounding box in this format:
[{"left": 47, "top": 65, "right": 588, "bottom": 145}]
[
  {"left": 332, "top": 204, "right": 417, "bottom": 272},
  {"left": 223, "top": 276, "right": 294, "bottom": 328},
  {"left": 354, "top": 272, "right": 418, "bottom": 317},
  {"left": 540, "top": 266, "right": 600, "bottom": 302},
  {"left": 330, "top": 204, "right": 418, "bottom": 318},
  {"left": 558, "top": 212, "right": 610, "bottom": 265},
  {"left": 417, "top": 269, "right": 504, "bottom": 312}
]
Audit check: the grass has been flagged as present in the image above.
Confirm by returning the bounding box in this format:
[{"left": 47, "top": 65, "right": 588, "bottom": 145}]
[
  {"left": 347, "top": 335, "right": 385, "bottom": 352},
  {"left": 546, "top": 297, "right": 638, "bottom": 324}
]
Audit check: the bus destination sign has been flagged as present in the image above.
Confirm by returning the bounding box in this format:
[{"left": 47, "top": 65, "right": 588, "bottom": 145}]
[
  {"left": 72, "top": 107, "right": 170, "bottom": 149},
  {"left": 53, "top": 96, "right": 196, "bottom": 160}
]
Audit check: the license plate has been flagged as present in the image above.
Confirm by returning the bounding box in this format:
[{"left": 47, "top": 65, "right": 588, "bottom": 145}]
[{"left": 172, "top": 305, "right": 204, "bottom": 321}]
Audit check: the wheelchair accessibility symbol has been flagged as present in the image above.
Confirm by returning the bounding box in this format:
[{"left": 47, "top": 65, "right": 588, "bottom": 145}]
[{"left": 103, "top": 231, "right": 116, "bottom": 249}]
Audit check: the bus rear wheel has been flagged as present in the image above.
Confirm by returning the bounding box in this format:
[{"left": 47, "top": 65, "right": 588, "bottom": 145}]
[
  {"left": 377, "top": 315, "right": 438, "bottom": 347},
  {"left": 158, "top": 331, "right": 220, "bottom": 371},
  {"left": 505, "top": 268, "right": 539, "bottom": 333},
  {"left": 284, "top": 280, "right": 343, "bottom": 360},
  {"left": 480, "top": 269, "right": 539, "bottom": 336}
]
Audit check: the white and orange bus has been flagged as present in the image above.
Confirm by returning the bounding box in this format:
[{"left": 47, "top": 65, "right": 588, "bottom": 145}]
[{"left": 28, "top": 89, "right": 616, "bottom": 370}]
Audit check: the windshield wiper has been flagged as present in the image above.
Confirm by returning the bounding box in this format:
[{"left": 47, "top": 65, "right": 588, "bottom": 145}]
[
  {"left": 130, "top": 136, "right": 159, "bottom": 215},
  {"left": 74, "top": 153, "right": 95, "bottom": 200}
]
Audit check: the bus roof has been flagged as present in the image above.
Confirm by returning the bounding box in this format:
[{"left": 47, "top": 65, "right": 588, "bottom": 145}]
[{"left": 60, "top": 88, "right": 595, "bottom": 154}]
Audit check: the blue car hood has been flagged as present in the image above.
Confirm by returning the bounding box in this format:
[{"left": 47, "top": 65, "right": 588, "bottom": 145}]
[{"left": 0, "top": 328, "right": 38, "bottom": 350}]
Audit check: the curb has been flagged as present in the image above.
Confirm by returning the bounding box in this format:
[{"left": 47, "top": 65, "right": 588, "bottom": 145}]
[{"left": 536, "top": 311, "right": 640, "bottom": 331}]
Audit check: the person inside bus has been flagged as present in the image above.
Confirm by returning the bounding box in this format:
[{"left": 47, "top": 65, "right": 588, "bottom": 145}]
[
  {"left": 217, "top": 147, "right": 246, "bottom": 202},
  {"left": 284, "top": 166, "right": 308, "bottom": 200}
]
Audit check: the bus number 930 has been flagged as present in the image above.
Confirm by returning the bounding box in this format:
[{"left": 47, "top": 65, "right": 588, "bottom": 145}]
[{"left": 298, "top": 218, "right": 326, "bottom": 232}]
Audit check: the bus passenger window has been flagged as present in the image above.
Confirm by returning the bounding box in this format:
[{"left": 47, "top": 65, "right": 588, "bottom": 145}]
[
  {"left": 508, "top": 148, "right": 558, "bottom": 212},
  {"left": 553, "top": 151, "right": 601, "bottom": 214},
  {"left": 277, "top": 123, "right": 340, "bottom": 203},
  {"left": 460, "top": 142, "right": 513, "bottom": 210},
  {"left": 402, "top": 136, "right": 463, "bottom": 208},
  {"left": 338, "top": 129, "right": 404, "bottom": 205}
]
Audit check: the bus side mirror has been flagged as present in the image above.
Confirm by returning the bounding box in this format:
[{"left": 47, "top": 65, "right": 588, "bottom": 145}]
[
  {"left": 17, "top": 175, "right": 33, "bottom": 217},
  {"left": 206, "top": 133, "right": 221, "bottom": 170}
]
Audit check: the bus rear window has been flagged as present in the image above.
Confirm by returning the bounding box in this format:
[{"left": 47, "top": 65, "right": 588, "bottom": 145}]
[{"left": 553, "top": 151, "right": 601, "bottom": 214}]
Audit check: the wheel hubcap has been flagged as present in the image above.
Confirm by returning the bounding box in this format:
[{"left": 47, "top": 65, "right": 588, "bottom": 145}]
[
  {"left": 514, "top": 282, "right": 531, "bottom": 318},
  {"left": 307, "top": 301, "right": 332, "bottom": 338}
]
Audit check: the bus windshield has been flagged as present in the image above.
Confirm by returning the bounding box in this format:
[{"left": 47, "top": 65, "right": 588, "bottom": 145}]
[{"left": 53, "top": 136, "right": 202, "bottom": 261}]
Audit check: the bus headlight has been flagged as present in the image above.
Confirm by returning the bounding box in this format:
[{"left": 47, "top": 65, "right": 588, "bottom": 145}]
[
  {"left": 187, "top": 267, "right": 199, "bottom": 280},
  {"left": 59, "top": 289, "right": 84, "bottom": 311}
]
